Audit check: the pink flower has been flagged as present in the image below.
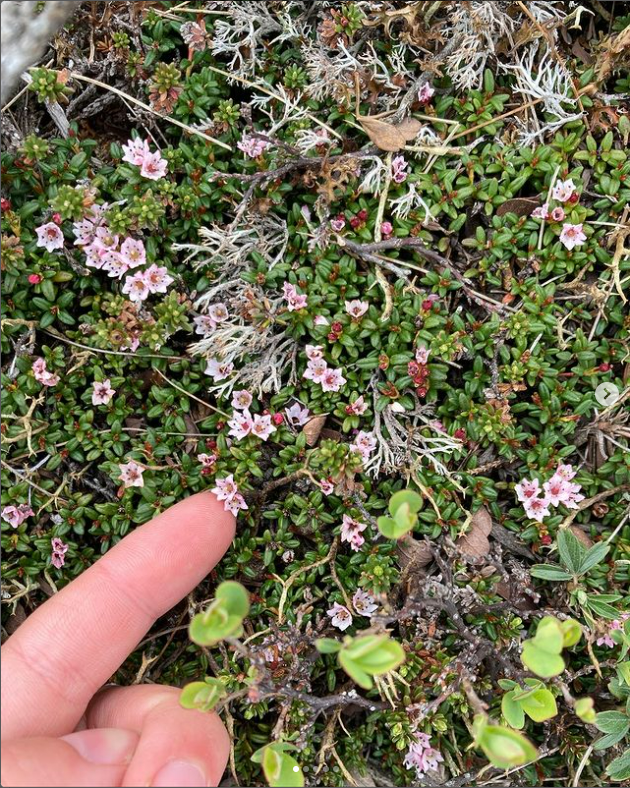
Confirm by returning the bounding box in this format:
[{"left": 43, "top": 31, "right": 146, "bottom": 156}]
[
  {"left": 92, "top": 379, "right": 115, "bottom": 406},
  {"left": 327, "top": 602, "right": 353, "bottom": 631},
  {"left": 232, "top": 390, "right": 253, "bottom": 411},
  {"left": 237, "top": 134, "right": 270, "bottom": 158},
  {"left": 1, "top": 504, "right": 34, "bottom": 528},
  {"left": 32, "top": 357, "right": 60, "bottom": 387},
  {"left": 561, "top": 482, "right": 585, "bottom": 510},
  {"left": 144, "top": 264, "right": 174, "bottom": 294},
  {"left": 205, "top": 357, "right": 234, "bottom": 381},
  {"left": 345, "top": 300, "right": 369, "bottom": 318},
  {"left": 140, "top": 150, "right": 168, "bottom": 181},
  {"left": 550, "top": 206, "right": 565, "bottom": 222},
  {"left": 417, "top": 82, "right": 435, "bottom": 105},
  {"left": 352, "top": 431, "right": 377, "bottom": 461},
  {"left": 346, "top": 395, "right": 368, "bottom": 416},
  {"left": 197, "top": 453, "right": 217, "bottom": 468},
  {"left": 556, "top": 463, "right": 577, "bottom": 481},
  {"left": 314, "top": 315, "right": 330, "bottom": 326},
  {"left": 28, "top": 273, "right": 43, "bottom": 284},
  {"left": 319, "top": 479, "right": 334, "bottom": 495},
  {"left": 282, "top": 282, "right": 308, "bottom": 311},
  {"left": 560, "top": 223, "right": 586, "bottom": 250},
  {"left": 251, "top": 414, "right": 277, "bottom": 441},
  {"left": 381, "top": 220, "right": 393, "bottom": 237},
  {"left": 303, "top": 358, "right": 328, "bottom": 384},
  {"left": 321, "top": 368, "right": 347, "bottom": 393},
  {"left": 118, "top": 460, "right": 145, "bottom": 488},
  {"left": 208, "top": 303, "right": 229, "bottom": 323},
  {"left": 552, "top": 178, "right": 576, "bottom": 203},
  {"left": 341, "top": 514, "right": 367, "bottom": 551},
  {"left": 515, "top": 478, "right": 542, "bottom": 504},
  {"left": 523, "top": 495, "right": 552, "bottom": 523},
  {"left": 597, "top": 633, "right": 615, "bottom": 648},
  {"left": 391, "top": 155, "right": 408, "bottom": 184},
  {"left": 84, "top": 242, "right": 110, "bottom": 269},
  {"left": 404, "top": 732, "right": 443, "bottom": 779},
  {"left": 35, "top": 222, "right": 64, "bottom": 252},
  {"left": 120, "top": 237, "right": 146, "bottom": 268},
  {"left": 122, "top": 271, "right": 151, "bottom": 302},
  {"left": 225, "top": 493, "right": 248, "bottom": 517},
  {"left": 102, "top": 252, "right": 129, "bottom": 279},
  {"left": 542, "top": 474, "right": 573, "bottom": 507},
  {"left": 122, "top": 137, "right": 151, "bottom": 166},
  {"left": 212, "top": 474, "right": 238, "bottom": 502},
  {"left": 415, "top": 346, "right": 430, "bottom": 365},
  {"left": 352, "top": 588, "right": 377, "bottom": 617},
  {"left": 94, "top": 227, "right": 119, "bottom": 250},
  {"left": 531, "top": 203, "right": 550, "bottom": 220},
  {"left": 193, "top": 315, "right": 216, "bottom": 337},
  {"left": 72, "top": 218, "right": 98, "bottom": 246},
  {"left": 285, "top": 402, "right": 310, "bottom": 426},
  {"left": 51, "top": 537, "right": 69, "bottom": 569},
  {"left": 305, "top": 344, "right": 324, "bottom": 361},
  {"left": 330, "top": 216, "right": 346, "bottom": 232},
  {"left": 228, "top": 409, "right": 254, "bottom": 440}
]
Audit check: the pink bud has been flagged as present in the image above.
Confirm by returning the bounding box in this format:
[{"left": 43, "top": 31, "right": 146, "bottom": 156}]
[
  {"left": 52, "top": 213, "right": 63, "bottom": 225},
  {"left": 28, "top": 273, "right": 43, "bottom": 284}
]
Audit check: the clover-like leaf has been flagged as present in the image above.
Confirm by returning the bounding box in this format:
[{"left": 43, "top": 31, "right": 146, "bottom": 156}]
[
  {"left": 189, "top": 581, "right": 250, "bottom": 646},
  {"left": 180, "top": 678, "right": 226, "bottom": 712},
  {"left": 520, "top": 688, "right": 557, "bottom": 723},
  {"left": 252, "top": 743, "right": 304, "bottom": 788},
  {"left": 473, "top": 714, "right": 539, "bottom": 769},
  {"left": 315, "top": 637, "right": 342, "bottom": 654},
  {"left": 338, "top": 633, "right": 405, "bottom": 690},
  {"left": 521, "top": 616, "right": 566, "bottom": 678},
  {"left": 388, "top": 490, "right": 423, "bottom": 517}
]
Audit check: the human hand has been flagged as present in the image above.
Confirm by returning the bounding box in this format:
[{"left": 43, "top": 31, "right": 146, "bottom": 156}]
[{"left": 1, "top": 492, "right": 235, "bottom": 787}]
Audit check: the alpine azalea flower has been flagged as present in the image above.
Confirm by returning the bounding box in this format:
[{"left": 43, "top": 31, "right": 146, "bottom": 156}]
[
  {"left": 352, "top": 431, "right": 377, "bottom": 461},
  {"left": 415, "top": 346, "right": 430, "bottom": 364},
  {"left": 197, "top": 453, "right": 217, "bottom": 469},
  {"left": 341, "top": 514, "right": 367, "bottom": 551},
  {"left": 303, "top": 357, "right": 328, "bottom": 384},
  {"left": 282, "top": 282, "right": 308, "bottom": 311},
  {"left": 122, "top": 137, "right": 151, "bottom": 166},
  {"left": 212, "top": 474, "right": 239, "bottom": 502},
  {"left": 552, "top": 178, "right": 576, "bottom": 203},
  {"left": 250, "top": 414, "right": 276, "bottom": 441},
  {"left": 417, "top": 82, "right": 435, "bottom": 104},
  {"left": 391, "top": 155, "right": 408, "bottom": 184},
  {"left": 531, "top": 203, "right": 549, "bottom": 219},
  {"left": 327, "top": 602, "right": 353, "bottom": 631},
  {"left": 32, "top": 357, "right": 60, "bottom": 387},
  {"left": 345, "top": 300, "right": 369, "bottom": 318},
  {"left": 305, "top": 344, "right": 324, "bottom": 361},
  {"left": 94, "top": 227, "right": 119, "bottom": 249},
  {"left": 122, "top": 271, "right": 151, "bottom": 302},
  {"left": 346, "top": 395, "right": 368, "bottom": 416},
  {"left": 140, "top": 150, "right": 168, "bottom": 180},
  {"left": 381, "top": 220, "right": 393, "bottom": 237},
  {"left": 232, "top": 390, "right": 253, "bottom": 411},
  {"left": 204, "top": 358, "right": 234, "bottom": 381},
  {"left": 51, "top": 537, "right": 69, "bottom": 569},
  {"left": 144, "top": 264, "right": 174, "bottom": 294},
  {"left": 313, "top": 315, "right": 330, "bottom": 326},
  {"left": 119, "top": 237, "right": 146, "bottom": 268},
  {"left": 318, "top": 479, "right": 334, "bottom": 495},
  {"left": 118, "top": 461, "right": 145, "bottom": 488},
  {"left": 550, "top": 206, "right": 565, "bottom": 222},
  {"left": 285, "top": 402, "right": 310, "bottom": 426},
  {"left": 193, "top": 315, "right": 217, "bottom": 337},
  {"left": 208, "top": 302, "right": 229, "bottom": 323},
  {"left": 225, "top": 493, "right": 248, "bottom": 516},
  {"left": 352, "top": 588, "right": 378, "bottom": 617},
  {"left": 330, "top": 216, "right": 346, "bottom": 232},
  {"left": 560, "top": 223, "right": 586, "bottom": 250},
  {"left": 404, "top": 732, "right": 443, "bottom": 779},
  {"left": 321, "top": 368, "right": 346, "bottom": 393},
  {"left": 523, "top": 495, "right": 552, "bottom": 523},
  {"left": 237, "top": 134, "right": 270, "bottom": 158},
  {"left": 35, "top": 222, "right": 64, "bottom": 252},
  {"left": 92, "top": 379, "right": 115, "bottom": 406},
  {"left": 228, "top": 410, "right": 254, "bottom": 440},
  {"left": 515, "top": 478, "right": 541, "bottom": 503},
  {"left": 1, "top": 504, "right": 34, "bottom": 528}
]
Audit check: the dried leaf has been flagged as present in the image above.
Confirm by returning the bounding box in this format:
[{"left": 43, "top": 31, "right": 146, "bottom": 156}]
[
  {"left": 396, "top": 535, "right": 433, "bottom": 570},
  {"left": 302, "top": 415, "right": 327, "bottom": 446},
  {"left": 358, "top": 116, "right": 421, "bottom": 152},
  {"left": 456, "top": 507, "right": 493, "bottom": 559},
  {"left": 569, "top": 525, "right": 593, "bottom": 549},
  {"left": 497, "top": 198, "right": 539, "bottom": 217}
]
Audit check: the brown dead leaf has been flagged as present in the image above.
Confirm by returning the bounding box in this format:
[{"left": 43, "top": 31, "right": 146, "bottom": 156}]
[
  {"left": 497, "top": 198, "right": 539, "bottom": 217},
  {"left": 302, "top": 415, "right": 327, "bottom": 446},
  {"left": 358, "top": 116, "right": 421, "bottom": 152},
  {"left": 569, "top": 525, "right": 593, "bottom": 549},
  {"left": 456, "top": 507, "right": 492, "bottom": 559},
  {"left": 396, "top": 535, "right": 433, "bottom": 570}
]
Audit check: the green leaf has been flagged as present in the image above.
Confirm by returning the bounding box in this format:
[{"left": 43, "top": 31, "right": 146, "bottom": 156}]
[
  {"left": 579, "top": 542, "right": 610, "bottom": 574},
  {"left": 180, "top": 678, "right": 226, "bottom": 712},
  {"left": 521, "top": 617, "right": 566, "bottom": 678},
  {"left": 520, "top": 688, "right": 557, "bottom": 722},
  {"left": 315, "top": 638, "right": 341, "bottom": 654},
  {"left": 586, "top": 596, "right": 621, "bottom": 620},
  {"left": 338, "top": 634, "right": 405, "bottom": 690},
  {"left": 377, "top": 514, "right": 413, "bottom": 540},
  {"left": 473, "top": 714, "right": 539, "bottom": 769},
  {"left": 388, "top": 490, "right": 423, "bottom": 517},
  {"left": 574, "top": 697, "right": 597, "bottom": 724},
  {"left": 252, "top": 744, "right": 304, "bottom": 788},
  {"left": 607, "top": 749, "right": 630, "bottom": 781},
  {"left": 189, "top": 581, "right": 250, "bottom": 646},
  {"left": 560, "top": 619, "right": 582, "bottom": 648},
  {"left": 502, "top": 691, "right": 525, "bottom": 729},
  {"left": 530, "top": 564, "right": 573, "bottom": 581},
  {"left": 557, "top": 528, "right": 585, "bottom": 575}
]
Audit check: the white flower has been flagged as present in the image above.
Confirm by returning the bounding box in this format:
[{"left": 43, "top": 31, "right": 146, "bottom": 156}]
[
  {"left": 118, "top": 460, "right": 145, "bottom": 488},
  {"left": 285, "top": 402, "right": 310, "bottom": 426},
  {"left": 551, "top": 178, "right": 576, "bottom": 203},
  {"left": 92, "top": 379, "right": 115, "bottom": 406},
  {"left": 559, "top": 223, "right": 586, "bottom": 250},
  {"left": 352, "top": 588, "right": 378, "bottom": 617},
  {"left": 35, "top": 222, "right": 64, "bottom": 252},
  {"left": 327, "top": 602, "right": 353, "bottom": 631},
  {"left": 205, "top": 357, "right": 234, "bottom": 381}
]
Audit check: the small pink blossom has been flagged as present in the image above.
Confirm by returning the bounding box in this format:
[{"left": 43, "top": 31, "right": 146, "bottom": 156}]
[
  {"left": 193, "top": 315, "right": 216, "bottom": 337},
  {"left": 51, "top": 537, "right": 69, "bottom": 569},
  {"left": 321, "top": 367, "right": 347, "bottom": 393},
  {"left": 118, "top": 460, "right": 145, "bottom": 488},
  {"left": 197, "top": 453, "right": 217, "bottom": 468},
  {"left": 282, "top": 282, "right": 308, "bottom": 311},
  {"left": 72, "top": 218, "right": 98, "bottom": 246},
  {"left": 561, "top": 482, "right": 585, "bottom": 510},
  {"left": 597, "top": 633, "right": 616, "bottom": 648},
  {"left": 560, "top": 223, "right": 586, "bottom": 251},
  {"left": 92, "top": 379, "right": 115, "bottom": 406},
  {"left": 251, "top": 414, "right": 277, "bottom": 441},
  {"left": 32, "top": 357, "right": 60, "bottom": 387},
  {"left": 120, "top": 237, "right": 146, "bottom": 268},
  {"left": 144, "top": 264, "right": 174, "bottom": 294},
  {"left": 285, "top": 402, "right": 310, "bottom": 427},
  {"left": 84, "top": 242, "right": 110, "bottom": 269},
  {"left": 404, "top": 731, "right": 443, "bottom": 780},
  {"left": 205, "top": 357, "right": 234, "bottom": 381},
  {"left": 303, "top": 358, "right": 328, "bottom": 384},
  {"left": 305, "top": 344, "right": 324, "bottom": 361},
  {"left": 341, "top": 514, "right": 367, "bottom": 551},
  {"left": 523, "top": 495, "right": 552, "bottom": 523},
  {"left": 232, "top": 390, "right": 253, "bottom": 411},
  {"left": 352, "top": 588, "right": 377, "bottom": 617},
  {"left": 35, "top": 222, "right": 64, "bottom": 252},
  {"left": 531, "top": 203, "right": 550, "bottom": 220},
  {"left": 345, "top": 299, "right": 369, "bottom": 318},
  {"left": 550, "top": 206, "right": 565, "bottom": 222},
  {"left": 237, "top": 134, "right": 270, "bottom": 158},
  {"left": 415, "top": 346, "right": 430, "bottom": 364},
  {"left": 346, "top": 395, "right": 368, "bottom": 416},
  {"left": 228, "top": 409, "right": 254, "bottom": 440},
  {"left": 597, "top": 619, "right": 624, "bottom": 648},
  {"left": 94, "top": 227, "right": 119, "bottom": 250},
  {"left": 381, "top": 220, "right": 393, "bottom": 237},
  {"left": 556, "top": 463, "right": 577, "bottom": 481},
  {"left": 391, "top": 155, "right": 408, "bottom": 184},
  {"left": 552, "top": 178, "right": 576, "bottom": 203},
  {"left": 417, "top": 82, "right": 435, "bottom": 105},
  {"left": 327, "top": 602, "right": 353, "bottom": 631},
  {"left": 1, "top": 504, "right": 34, "bottom": 528},
  {"left": 122, "top": 137, "right": 151, "bottom": 166},
  {"left": 102, "top": 252, "right": 129, "bottom": 279},
  {"left": 225, "top": 492, "right": 248, "bottom": 516},
  {"left": 140, "top": 150, "right": 168, "bottom": 181},
  {"left": 330, "top": 216, "right": 346, "bottom": 232},
  {"left": 208, "top": 302, "right": 229, "bottom": 323},
  {"left": 352, "top": 431, "right": 377, "bottom": 461},
  {"left": 319, "top": 479, "right": 334, "bottom": 495},
  {"left": 515, "top": 478, "right": 541, "bottom": 504},
  {"left": 212, "top": 474, "right": 238, "bottom": 502},
  {"left": 314, "top": 315, "right": 330, "bottom": 326},
  {"left": 122, "top": 271, "right": 151, "bottom": 302}
]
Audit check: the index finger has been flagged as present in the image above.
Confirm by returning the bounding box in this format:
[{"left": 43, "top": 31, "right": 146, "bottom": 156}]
[{"left": 1, "top": 491, "right": 235, "bottom": 740}]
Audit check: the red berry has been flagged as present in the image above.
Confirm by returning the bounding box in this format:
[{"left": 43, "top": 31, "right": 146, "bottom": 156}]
[{"left": 541, "top": 534, "right": 552, "bottom": 546}]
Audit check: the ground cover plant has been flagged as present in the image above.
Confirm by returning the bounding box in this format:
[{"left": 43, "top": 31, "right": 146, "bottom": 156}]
[{"left": 1, "top": 1, "right": 630, "bottom": 785}]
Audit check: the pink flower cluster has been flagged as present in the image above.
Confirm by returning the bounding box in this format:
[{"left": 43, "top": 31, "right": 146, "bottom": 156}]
[
  {"left": 237, "top": 134, "right": 270, "bottom": 158},
  {"left": 330, "top": 215, "right": 346, "bottom": 233},
  {"left": 345, "top": 299, "right": 369, "bottom": 319},
  {"left": 197, "top": 452, "right": 217, "bottom": 472},
  {"left": 303, "top": 345, "right": 347, "bottom": 393},
  {"left": 392, "top": 155, "right": 408, "bottom": 184},
  {"left": 417, "top": 82, "right": 435, "bottom": 105},
  {"left": 597, "top": 615, "right": 628, "bottom": 648},
  {"left": 530, "top": 179, "right": 586, "bottom": 251},
  {"left": 327, "top": 590, "right": 378, "bottom": 630},
  {"left": 122, "top": 137, "right": 168, "bottom": 180},
  {"left": 228, "top": 409, "right": 277, "bottom": 442},
  {"left": 283, "top": 282, "right": 308, "bottom": 311},
  {"left": 404, "top": 731, "right": 443, "bottom": 779},
  {"left": 351, "top": 430, "right": 377, "bottom": 462},
  {"left": 51, "top": 537, "right": 69, "bottom": 569},
  {"left": 32, "top": 357, "right": 60, "bottom": 387},
  {"left": 341, "top": 514, "right": 367, "bottom": 551},
  {"left": 212, "top": 474, "right": 248, "bottom": 516},
  {"left": 1, "top": 504, "right": 34, "bottom": 528},
  {"left": 193, "top": 303, "right": 230, "bottom": 337},
  {"left": 118, "top": 460, "right": 145, "bottom": 488},
  {"left": 516, "top": 463, "right": 584, "bottom": 523},
  {"left": 92, "top": 379, "right": 115, "bottom": 406}
]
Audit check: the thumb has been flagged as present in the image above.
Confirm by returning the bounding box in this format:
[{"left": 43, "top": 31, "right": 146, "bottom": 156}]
[{"left": 1, "top": 728, "right": 139, "bottom": 787}]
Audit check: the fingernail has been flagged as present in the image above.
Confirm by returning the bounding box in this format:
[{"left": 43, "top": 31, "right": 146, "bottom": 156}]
[
  {"left": 62, "top": 728, "right": 139, "bottom": 765},
  {"left": 152, "top": 759, "right": 207, "bottom": 787}
]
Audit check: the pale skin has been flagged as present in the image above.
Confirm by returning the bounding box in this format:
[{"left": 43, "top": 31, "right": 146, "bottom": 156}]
[{"left": 1, "top": 491, "right": 235, "bottom": 787}]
